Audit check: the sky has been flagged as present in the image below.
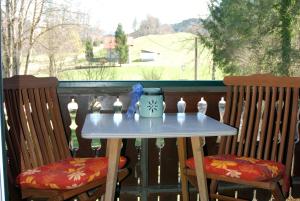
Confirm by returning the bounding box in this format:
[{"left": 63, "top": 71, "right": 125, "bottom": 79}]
[{"left": 70, "top": 0, "right": 210, "bottom": 34}]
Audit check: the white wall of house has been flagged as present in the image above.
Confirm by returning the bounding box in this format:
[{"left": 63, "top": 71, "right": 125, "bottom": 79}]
[{"left": 140, "top": 51, "right": 158, "bottom": 62}]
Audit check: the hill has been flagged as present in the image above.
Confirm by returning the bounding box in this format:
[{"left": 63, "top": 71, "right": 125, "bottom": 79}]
[
  {"left": 126, "top": 32, "right": 222, "bottom": 80},
  {"left": 58, "top": 32, "right": 223, "bottom": 80}
]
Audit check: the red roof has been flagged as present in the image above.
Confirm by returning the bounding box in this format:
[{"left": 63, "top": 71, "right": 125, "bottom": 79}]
[
  {"left": 103, "top": 36, "right": 116, "bottom": 49},
  {"left": 103, "top": 36, "right": 134, "bottom": 49}
]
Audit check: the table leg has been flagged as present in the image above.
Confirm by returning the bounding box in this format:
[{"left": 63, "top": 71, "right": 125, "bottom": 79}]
[
  {"left": 104, "top": 138, "right": 122, "bottom": 201},
  {"left": 105, "top": 139, "right": 111, "bottom": 157},
  {"left": 177, "top": 137, "right": 189, "bottom": 201},
  {"left": 191, "top": 136, "right": 209, "bottom": 201}
]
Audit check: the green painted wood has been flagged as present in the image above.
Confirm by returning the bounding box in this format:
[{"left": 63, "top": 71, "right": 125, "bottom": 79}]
[
  {"left": 58, "top": 80, "right": 226, "bottom": 94},
  {"left": 0, "top": 65, "right": 9, "bottom": 200},
  {"left": 59, "top": 80, "right": 225, "bottom": 88}
]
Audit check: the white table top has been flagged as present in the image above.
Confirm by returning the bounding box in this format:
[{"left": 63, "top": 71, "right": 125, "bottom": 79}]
[{"left": 81, "top": 113, "right": 237, "bottom": 139}]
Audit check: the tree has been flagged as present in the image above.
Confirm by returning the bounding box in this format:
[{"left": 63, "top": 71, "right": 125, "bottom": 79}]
[
  {"left": 85, "top": 39, "right": 94, "bottom": 62},
  {"left": 130, "top": 15, "right": 174, "bottom": 38},
  {"left": 279, "top": 0, "right": 292, "bottom": 75},
  {"left": 1, "top": 0, "right": 46, "bottom": 76},
  {"left": 38, "top": 3, "right": 86, "bottom": 76},
  {"left": 115, "top": 24, "right": 128, "bottom": 64},
  {"left": 138, "top": 15, "right": 160, "bottom": 36},
  {"left": 1, "top": 0, "right": 87, "bottom": 77},
  {"left": 290, "top": 4, "right": 300, "bottom": 76},
  {"left": 200, "top": 0, "right": 299, "bottom": 76}
]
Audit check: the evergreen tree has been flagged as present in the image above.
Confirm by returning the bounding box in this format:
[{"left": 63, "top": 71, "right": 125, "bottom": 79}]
[
  {"left": 85, "top": 39, "right": 94, "bottom": 62},
  {"left": 115, "top": 24, "right": 129, "bottom": 64},
  {"left": 200, "top": 0, "right": 299, "bottom": 76},
  {"left": 279, "top": 0, "right": 292, "bottom": 76}
]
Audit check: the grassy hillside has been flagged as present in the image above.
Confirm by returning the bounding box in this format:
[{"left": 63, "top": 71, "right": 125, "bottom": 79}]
[{"left": 58, "top": 33, "right": 224, "bottom": 80}]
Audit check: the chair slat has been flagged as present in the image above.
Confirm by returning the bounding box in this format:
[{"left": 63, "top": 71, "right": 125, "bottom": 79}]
[
  {"left": 284, "top": 88, "right": 299, "bottom": 177},
  {"left": 271, "top": 87, "right": 284, "bottom": 161},
  {"left": 16, "top": 90, "right": 39, "bottom": 168},
  {"left": 21, "top": 89, "right": 44, "bottom": 166},
  {"left": 250, "top": 86, "right": 264, "bottom": 157},
  {"left": 27, "top": 89, "right": 51, "bottom": 164},
  {"left": 4, "top": 90, "right": 25, "bottom": 171},
  {"left": 244, "top": 86, "right": 257, "bottom": 156},
  {"left": 10, "top": 90, "right": 32, "bottom": 170},
  {"left": 39, "top": 88, "right": 61, "bottom": 161},
  {"left": 51, "top": 87, "right": 72, "bottom": 159},
  {"left": 32, "top": 88, "right": 56, "bottom": 163},
  {"left": 278, "top": 87, "right": 291, "bottom": 162},
  {"left": 219, "top": 86, "right": 233, "bottom": 155},
  {"left": 225, "top": 86, "right": 239, "bottom": 154},
  {"left": 264, "top": 87, "right": 277, "bottom": 160},
  {"left": 231, "top": 86, "right": 244, "bottom": 154},
  {"left": 257, "top": 86, "right": 271, "bottom": 159},
  {"left": 237, "top": 86, "right": 251, "bottom": 156},
  {"left": 47, "top": 87, "right": 71, "bottom": 159},
  {"left": 224, "top": 86, "right": 233, "bottom": 125},
  {"left": 6, "top": 129, "right": 21, "bottom": 175}
]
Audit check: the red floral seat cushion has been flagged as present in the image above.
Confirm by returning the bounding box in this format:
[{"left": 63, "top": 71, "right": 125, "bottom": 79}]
[
  {"left": 17, "top": 156, "right": 127, "bottom": 190},
  {"left": 186, "top": 155, "right": 289, "bottom": 192}
]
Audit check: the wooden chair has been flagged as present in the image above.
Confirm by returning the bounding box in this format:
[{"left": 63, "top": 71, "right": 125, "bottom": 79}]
[
  {"left": 184, "top": 74, "right": 300, "bottom": 201},
  {"left": 3, "top": 75, "right": 128, "bottom": 201}
]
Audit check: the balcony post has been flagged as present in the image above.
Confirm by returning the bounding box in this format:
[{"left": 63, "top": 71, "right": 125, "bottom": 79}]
[{"left": 0, "top": 58, "right": 9, "bottom": 200}]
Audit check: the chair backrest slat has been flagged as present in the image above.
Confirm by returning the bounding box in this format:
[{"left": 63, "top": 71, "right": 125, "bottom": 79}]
[
  {"left": 16, "top": 90, "right": 39, "bottom": 168},
  {"left": 39, "top": 88, "right": 61, "bottom": 162},
  {"left": 231, "top": 86, "right": 245, "bottom": 154},
  {"left": 4, "top": 75, "right": 71, "bottom": 173},
  {"left": 225, "top": 86, "right": 239, "bottom": 154},
  {"left": 47, "top": 87, "right": 70, "bottom": 159},
  {"left": 11, "top": 90, "right": 33, "bottom": 170},
  {"left": 264, "top": 87, "right": 277, "bottom": 160},
  {"left": 250, "top": 86, "right": 264, "bottom": 157},
  {"left": 257, "top": 86, "right": 271, "bottom": 159},
  {"left": 271, "top": 87, "right": 284, "bottom": 161},
  {"left": 27, "top": 88, "right": 51, "bottom": 165},
  {"left": 244, "top": 86, "right": 257, "bottom": 157},
  {"left": 221, "top": 74, "right": 300, "bottom": 179},
  {"left": 237, "top": 86, "right": 251, "bottom": 156},
  {"left": 5, "top": 90, "right": 26, "bottom": 171},
  {"left": 218, "top": 86, "right": 233, "bottom": 155},
  {"left": 33, "top": 88, "right": 57, "bottom": 164},
  {"left": 285, "top": 88, "right": 299, "bottom": 177},
  {"left": 278, "top": 87, "right": 291, "bottom": 162},
  {"left": 21, "top": 89, "right": 44, "bottom": 166}
]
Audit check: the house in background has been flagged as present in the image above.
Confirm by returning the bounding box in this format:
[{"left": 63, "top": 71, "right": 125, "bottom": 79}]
[
  {"left": 102, "top": 35, "right": 134, "bottom": 63},
  {"left": 140, "top": 50, "right": 160, "bottom": 62},
  {"left": 103, "top": 35, "right": 116, "bottom": 49},
  {"left": 127, "top": 37, "right": 134, "bottom": 63}
]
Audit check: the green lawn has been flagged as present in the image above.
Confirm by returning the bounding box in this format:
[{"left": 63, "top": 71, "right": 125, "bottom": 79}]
[
  {"left": 58, "top": 64, "right": 223, "bottom": 80},
  {"left": 24, "top": 32, "right": 223, "bottom": 80},
  {"left": 58, "top": 32, "right": 224, "bottom": 80}
]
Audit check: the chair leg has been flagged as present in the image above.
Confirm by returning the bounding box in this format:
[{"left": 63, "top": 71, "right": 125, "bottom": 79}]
[
  {"left": 210, "top": 179, "right": 218, "bottom": 194},
  {"left": 210, "top": 179, "right": 218, "bottom": 201},
  {"left": 48, "top": 196, "right": 63, "bottom": 201},
  {"left": 177, "top": 137, "right": 189, "bottom": 201},
  {"left": 272, "top": 184, "right": 285, "bottom": 201},
  {"left": 78, "top": 192, "right": 90, "bottom": 201},
  {"left": 86, "top": 186, "right": 106, "bottom": 201}
]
